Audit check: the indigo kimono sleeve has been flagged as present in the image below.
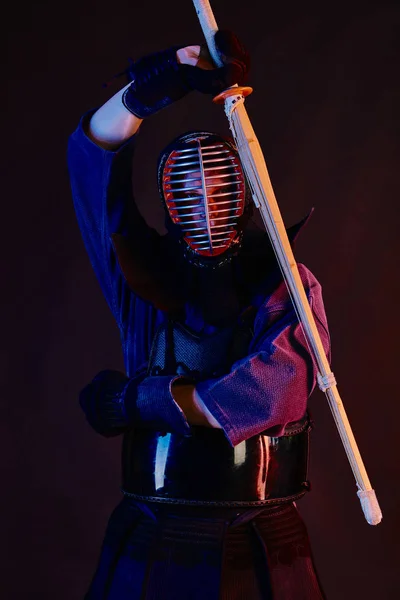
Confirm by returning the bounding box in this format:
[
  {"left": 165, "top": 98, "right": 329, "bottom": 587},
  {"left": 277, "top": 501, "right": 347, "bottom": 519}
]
[
  {"left": 79, "top": 369, "right": 190, "bottom": 438},
  {"left": 67, "top": 110, "right": 160, "bottom": 331},
  {"left": 196, "top": 264, "right": 331, "bottom": 446}
]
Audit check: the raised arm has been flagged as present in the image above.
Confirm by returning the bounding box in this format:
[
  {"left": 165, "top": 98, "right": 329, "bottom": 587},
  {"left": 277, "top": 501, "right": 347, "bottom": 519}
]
[
  {"left": 68, "top": 33, "right": 248, "bottom": 328},
  {"left": 68, "top": 44, "right": 218, "bottom": 325}
]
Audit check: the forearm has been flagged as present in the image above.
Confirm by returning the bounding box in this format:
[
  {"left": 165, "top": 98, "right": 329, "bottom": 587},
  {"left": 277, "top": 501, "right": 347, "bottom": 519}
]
[{"left": 87, "top": 83, "right": 143, "bottom": 150}]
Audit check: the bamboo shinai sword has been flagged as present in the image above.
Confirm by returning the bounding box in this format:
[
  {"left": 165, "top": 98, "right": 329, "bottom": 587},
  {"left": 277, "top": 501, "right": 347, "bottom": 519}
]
[{"left": 191, "top": 0, "right": 382, "bottom": 526}]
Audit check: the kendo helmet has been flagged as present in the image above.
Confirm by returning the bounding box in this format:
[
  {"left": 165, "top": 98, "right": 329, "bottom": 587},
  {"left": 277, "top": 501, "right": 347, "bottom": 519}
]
[{"left": 157, "top": 131, "right": 251, "bottom": 267}]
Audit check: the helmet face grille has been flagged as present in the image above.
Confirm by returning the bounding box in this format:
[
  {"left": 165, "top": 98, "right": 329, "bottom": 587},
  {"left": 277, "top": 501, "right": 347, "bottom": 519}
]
[{"left": 162, "top": 136, "right": 246, "bottom": 257}]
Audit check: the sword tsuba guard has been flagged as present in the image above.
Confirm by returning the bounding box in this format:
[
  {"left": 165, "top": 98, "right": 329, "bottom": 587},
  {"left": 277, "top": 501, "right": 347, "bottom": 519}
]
[{"left": 213, "top": 86, "right": 253, "bottom": 104}]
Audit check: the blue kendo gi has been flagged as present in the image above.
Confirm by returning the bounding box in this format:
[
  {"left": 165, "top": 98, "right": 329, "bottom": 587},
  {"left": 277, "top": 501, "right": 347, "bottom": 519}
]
[{"left": 67, "top": 111, "right": 331, "bottom": 600}]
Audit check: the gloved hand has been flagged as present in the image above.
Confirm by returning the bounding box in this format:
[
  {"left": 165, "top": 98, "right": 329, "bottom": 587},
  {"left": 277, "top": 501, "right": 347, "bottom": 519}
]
[
  {"left": 179, "top": 29, "right": 250, "bottom": 95},
  {"left": 79, "top": 369, "right": 144, "bottom": 437},
  {"left": 122, "top": 29, "right": 250, "bottom": 118}
]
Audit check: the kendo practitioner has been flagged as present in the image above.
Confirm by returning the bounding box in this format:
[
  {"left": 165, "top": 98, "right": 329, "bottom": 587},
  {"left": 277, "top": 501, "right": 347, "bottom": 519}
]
[{"left": 67, "top": 29, "right": 331, "bottom": 600}]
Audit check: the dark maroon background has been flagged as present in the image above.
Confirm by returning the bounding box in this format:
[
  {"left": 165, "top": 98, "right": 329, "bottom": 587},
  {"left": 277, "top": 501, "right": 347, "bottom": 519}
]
[{"left": 3, "top": 0, "right": 399, "bottom": 598}]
